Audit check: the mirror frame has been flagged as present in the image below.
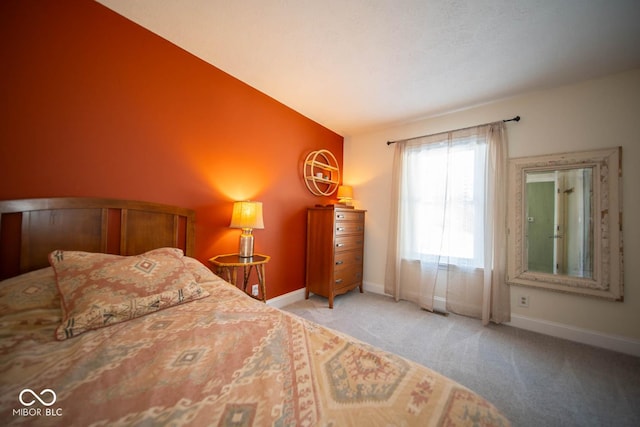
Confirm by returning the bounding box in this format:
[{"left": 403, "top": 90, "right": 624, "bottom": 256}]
[{"left": 507, "top": 147, "right": 623, "bottom": 300}]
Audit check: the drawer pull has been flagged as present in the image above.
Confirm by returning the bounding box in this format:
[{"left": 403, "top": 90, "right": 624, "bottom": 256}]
[
  {"left": 335, "top": 260, "right": 344, "bottom": 265},
  {"left": 337, "top": 214, "right": 345, "bottom": 219},
  {"left": 335, "top": 279, "right": 343, "bottom": 284},
  {"left": 337, "top": 227, "right": 345, "bottom": 231},
  {"left": 336, "top": 243, "right": 345, "bottom": 247}
]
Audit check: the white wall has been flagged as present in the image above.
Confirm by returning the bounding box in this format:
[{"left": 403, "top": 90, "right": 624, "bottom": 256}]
[{"left": 343, "top": 69, "right": 640, "bottom": 351}]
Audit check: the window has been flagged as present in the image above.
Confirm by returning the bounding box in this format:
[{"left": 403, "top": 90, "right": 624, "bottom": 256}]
[
  {"left": 401, "top": 137, "right": 486, "bottom": 268},
  {"left": 386, "top": 121, "right": 510, "bottom": 324}
]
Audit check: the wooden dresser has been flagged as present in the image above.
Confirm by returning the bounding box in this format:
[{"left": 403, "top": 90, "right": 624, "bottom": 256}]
[{"left": 305, "top": 206, "right": 365, "bottom": 308}]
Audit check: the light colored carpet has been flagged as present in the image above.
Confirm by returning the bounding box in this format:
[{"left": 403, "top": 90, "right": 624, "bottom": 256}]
[{"left": 282, "top": 290, "right": 640, "bottom": 427}]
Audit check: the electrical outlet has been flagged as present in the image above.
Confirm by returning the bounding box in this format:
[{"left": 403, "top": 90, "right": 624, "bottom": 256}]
[
  {"left": 251, "top": 284, "right": 259, "bottom": 296},
  {"left": 518, "top": 295, "right": 529, "bottom": 308}
]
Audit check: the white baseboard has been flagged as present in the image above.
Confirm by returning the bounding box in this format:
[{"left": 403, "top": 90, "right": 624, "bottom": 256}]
[
  {"left": 270, "top": 282, "right": 385, "bottom": 308},
  {"left": 267, "top": 288, "right": 306, "bottom": 309},
  {"left": 269, "top": 282, "right": 385, "bottom": 308},
  {"left": 363, "top": 280, "right": 384, "bottom": 295},
  {"left": 269, "top": 283, "right": 387, "bottom": 309},
  {"left": 271, "top": 283, "right": 640, "bottom": 357},
  {"left": 364, "top": 281, "right": 448, "bottom": 311},
  {"left": 506, "top": 314, "right": 640, "bottom": 357},
  {"left": 366, "top": 281, "right": 640, "bottom": 357}
]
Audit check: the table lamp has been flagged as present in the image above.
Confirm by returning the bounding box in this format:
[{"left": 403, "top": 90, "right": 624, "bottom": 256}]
[
  {"left": 230, "top": 201, "right": 264, "bottom": 257},
  {"left": 337, "top": 185, "right": 353, "bottom": 205}
]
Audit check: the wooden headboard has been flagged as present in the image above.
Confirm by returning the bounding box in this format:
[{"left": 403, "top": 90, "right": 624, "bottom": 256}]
[{"left": 0, "top": 197, "right": 195, "bottom": 280}]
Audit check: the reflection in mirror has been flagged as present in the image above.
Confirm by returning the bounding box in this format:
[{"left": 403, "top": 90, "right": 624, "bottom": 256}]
[
  {"left": 507, "top": 147, "right": 623, "bottom": 301},
  {"left": 525, "top": 168, "right": 593, "bottom": 278}
]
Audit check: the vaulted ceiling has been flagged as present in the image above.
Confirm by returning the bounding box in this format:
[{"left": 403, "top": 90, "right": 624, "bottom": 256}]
[{"left": 97, "top": 0, "right": 640, "bottom": 136}]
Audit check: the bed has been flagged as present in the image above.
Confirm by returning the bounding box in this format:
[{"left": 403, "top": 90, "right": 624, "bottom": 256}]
[{"left": 0, "top": 197, "right": 509, "bottom": 426}]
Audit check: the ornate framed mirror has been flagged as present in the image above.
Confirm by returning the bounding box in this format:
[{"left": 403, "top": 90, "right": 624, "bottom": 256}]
[{"left": 507, "top": 147, "right": 623, "bottom": 300}]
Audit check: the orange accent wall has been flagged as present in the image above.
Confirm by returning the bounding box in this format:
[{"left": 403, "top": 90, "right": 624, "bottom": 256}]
[{"left": 0, "top": 1, "right": 344, "bottom": 298}]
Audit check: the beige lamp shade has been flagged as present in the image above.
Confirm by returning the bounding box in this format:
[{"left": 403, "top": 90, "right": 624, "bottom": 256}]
[
  {"left": 230, "top": 201, "right": 264, "bottom": 230},
  {"left": 337, "top": 185, "right": 353, "bottom": 203},
  {"left": 230, "top": 201, "right": 264, "bottom": 257}
]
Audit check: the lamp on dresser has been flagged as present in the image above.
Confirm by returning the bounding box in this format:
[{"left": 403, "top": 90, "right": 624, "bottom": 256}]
[
  {"left": 229, "top": 201, "right": 264, "bottom": 258},
  {"left": 337, "top": 185, "right": 354, "bottom": 206}
]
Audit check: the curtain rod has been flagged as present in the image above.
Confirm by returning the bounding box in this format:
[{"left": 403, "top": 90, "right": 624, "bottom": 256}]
[{"left": 386, "top": 115, "right": 520, "bottom": 145}]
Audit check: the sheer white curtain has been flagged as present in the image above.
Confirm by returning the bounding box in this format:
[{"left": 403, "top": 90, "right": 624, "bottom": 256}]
[{"left": 385, "top": 123, "right": 510, "bottom": 325}]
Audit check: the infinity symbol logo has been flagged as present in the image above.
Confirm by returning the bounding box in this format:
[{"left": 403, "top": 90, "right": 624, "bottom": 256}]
[{"left": 19, "top": 389, "right": 57, "bottom": 407}]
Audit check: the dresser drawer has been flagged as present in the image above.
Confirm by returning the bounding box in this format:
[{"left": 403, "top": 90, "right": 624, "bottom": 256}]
[
  {"left": 335, "top": 210, "right": 365, "bottom": 222},
  {"left": 334, "top": 251, "right": 363, "bottom": 271},
  {"left": 335, "top": 222, "right": 364, "bottom": 235},
  {"left": 334, "top": 267, "right": 363, "bottom": 290},
  {"left": 335, "top": 236, "right": 364, "bottom": 252}
]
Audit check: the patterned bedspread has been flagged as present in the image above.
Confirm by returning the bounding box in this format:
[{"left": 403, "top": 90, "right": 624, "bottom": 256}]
[{"left": 0, "top": 260, "right": 509, "bottom": 426}]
